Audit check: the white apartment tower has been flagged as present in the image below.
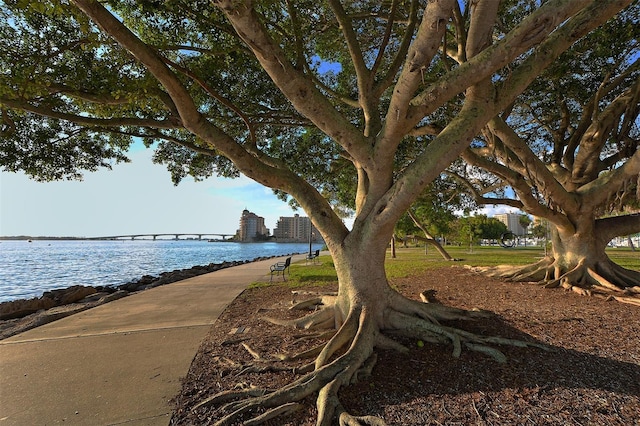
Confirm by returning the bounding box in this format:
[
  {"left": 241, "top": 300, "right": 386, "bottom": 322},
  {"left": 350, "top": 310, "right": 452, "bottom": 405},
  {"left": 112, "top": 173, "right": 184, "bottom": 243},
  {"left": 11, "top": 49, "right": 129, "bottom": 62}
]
[
  {"left": 273, "top": 214, "right": 322, "bottom": 243},
  {"left": 494, "top": 213, "right": 527, "bottom": 236},
  {"left": 237, "top": 209, "right": 269, "bottom": 242}
]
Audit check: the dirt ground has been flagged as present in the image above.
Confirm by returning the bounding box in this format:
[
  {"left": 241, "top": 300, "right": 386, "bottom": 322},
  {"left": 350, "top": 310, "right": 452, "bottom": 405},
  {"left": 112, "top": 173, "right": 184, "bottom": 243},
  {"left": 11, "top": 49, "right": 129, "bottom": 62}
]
[{"left": 171, "top": 266, "right": 640, "bottom": 425}]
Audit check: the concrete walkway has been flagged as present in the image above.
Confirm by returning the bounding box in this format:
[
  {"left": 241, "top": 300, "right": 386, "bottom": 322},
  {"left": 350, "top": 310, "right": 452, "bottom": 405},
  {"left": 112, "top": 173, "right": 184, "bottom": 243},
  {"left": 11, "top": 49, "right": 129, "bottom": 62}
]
[{"left": 0, "top": 254, "right": 307, "bottom": 425}]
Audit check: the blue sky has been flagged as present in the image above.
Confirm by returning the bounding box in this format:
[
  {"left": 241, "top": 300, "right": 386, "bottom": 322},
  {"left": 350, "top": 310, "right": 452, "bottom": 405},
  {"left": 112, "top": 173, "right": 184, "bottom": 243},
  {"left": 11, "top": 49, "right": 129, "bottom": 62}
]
[
  {"left": 0, "top": 148, "right": 304, "bottom": 238},
  {"left": 1, "top": 143, "right": 512, "bottom": 238}
]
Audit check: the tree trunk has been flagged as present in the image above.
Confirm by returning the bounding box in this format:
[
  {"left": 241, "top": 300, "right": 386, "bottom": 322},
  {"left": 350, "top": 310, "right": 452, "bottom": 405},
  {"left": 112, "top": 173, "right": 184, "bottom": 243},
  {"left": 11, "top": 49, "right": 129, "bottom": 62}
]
[
  {"left": 547, "top": 222, "right": 640, "bottom": 292},
  {"left": 407, "top": 210, "right": 454, "bottom": 261},
  {"left": 424, "top": 236, "right": 453, "bottom": 261},
  {"left": 405, "top": 234, "right": 455, "bottom": 261},
  {"left": 390, "top": 236, "right": 396, "bottom": 259},
  {"left": 208, "top": 225, "right": 542, "bottom": 425},
  {"left": 333, "top": 236, "right": 398, "bottom": 325},
  {"left": 472, "top": 216, "right": 640, "bottom": 301},
  {"left": 551, "top": 223, "right": 607, "bottom": 274}
]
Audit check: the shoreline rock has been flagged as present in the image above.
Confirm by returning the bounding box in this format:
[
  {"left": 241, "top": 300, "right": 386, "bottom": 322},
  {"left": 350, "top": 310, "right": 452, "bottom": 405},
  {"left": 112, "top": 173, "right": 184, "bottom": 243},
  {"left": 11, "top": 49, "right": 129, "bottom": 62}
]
[{"left": 0, "top": 253, "right": 301, "bottom": 340}]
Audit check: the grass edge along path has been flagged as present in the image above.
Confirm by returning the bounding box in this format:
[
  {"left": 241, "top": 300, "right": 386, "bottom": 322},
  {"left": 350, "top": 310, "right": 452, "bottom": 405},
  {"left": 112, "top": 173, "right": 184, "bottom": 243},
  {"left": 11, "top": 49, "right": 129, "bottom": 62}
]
[{"left": 251, "top": 245, "right": 640, "bottom": 290}]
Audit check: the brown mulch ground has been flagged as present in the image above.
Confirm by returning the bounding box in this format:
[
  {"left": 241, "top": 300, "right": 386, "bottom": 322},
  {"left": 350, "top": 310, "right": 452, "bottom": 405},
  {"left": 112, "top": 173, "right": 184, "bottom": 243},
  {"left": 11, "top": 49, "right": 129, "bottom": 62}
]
[{"left": 171, "top": 266, "right": 640, "bottom": 425}]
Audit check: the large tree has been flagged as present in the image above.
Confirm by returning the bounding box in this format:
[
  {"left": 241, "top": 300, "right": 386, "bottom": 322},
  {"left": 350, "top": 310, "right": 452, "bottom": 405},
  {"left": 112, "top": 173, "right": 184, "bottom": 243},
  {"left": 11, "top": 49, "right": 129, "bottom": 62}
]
[
  {"left": 456, "top": 4, "right": 640, "bottom": 304},
  {"left": 1, "top": 0, "right": 633, "bottom": 423}
]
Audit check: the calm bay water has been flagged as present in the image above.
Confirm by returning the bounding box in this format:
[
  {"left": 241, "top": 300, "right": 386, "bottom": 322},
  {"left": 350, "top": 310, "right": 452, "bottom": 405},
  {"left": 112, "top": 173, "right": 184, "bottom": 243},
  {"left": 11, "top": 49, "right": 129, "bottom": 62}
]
[{"left": 0, "top": 239, "right": 323, "bottom": 302}]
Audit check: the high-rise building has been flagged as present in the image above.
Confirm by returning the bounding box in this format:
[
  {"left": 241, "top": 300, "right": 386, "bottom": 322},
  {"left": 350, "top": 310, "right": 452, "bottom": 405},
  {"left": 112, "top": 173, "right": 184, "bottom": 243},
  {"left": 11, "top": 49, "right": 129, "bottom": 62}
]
[
  {"left": 494, "top": 213, "right": 527, "bottom": 236},
  {"left": 237, "top": 209, "right": 269, "bottom": 242},
  {"left": 273, "top": 214, "right": 322, "bottom": 243}
]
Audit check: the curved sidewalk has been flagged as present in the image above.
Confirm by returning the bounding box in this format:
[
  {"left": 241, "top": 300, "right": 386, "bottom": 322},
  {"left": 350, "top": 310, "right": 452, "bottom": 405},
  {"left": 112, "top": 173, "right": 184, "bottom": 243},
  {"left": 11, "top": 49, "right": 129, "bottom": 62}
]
[{"left": 0, "top": 254, "right": 307, "bottom": 425}]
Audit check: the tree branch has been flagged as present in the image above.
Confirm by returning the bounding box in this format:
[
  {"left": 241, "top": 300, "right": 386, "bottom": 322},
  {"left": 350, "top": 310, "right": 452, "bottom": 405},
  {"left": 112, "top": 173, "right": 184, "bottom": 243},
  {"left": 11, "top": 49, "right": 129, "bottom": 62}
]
[
  {"left": 377, "top": 0, "right": 454, "bottom": 156},
  {"left": 73, "top": 0, "right": 349, "bottom": 243},
  {"left": 493, "top": 0, "right": 633, "bottom": 116},
  {"left": 460, "top": 148, "right": 573, "bottom": 228},
  {"left": 579, "top": 149, "right": 640, "bottom": 209},
  {"left": 44, "top": 84, "right": 133, "bottom": 105},
  {"left": 285, "top": 0, "right": 306, "bottom": 70},
  {"left": 307, "top": 72, "right": 360, "bottom": 108},
  {"left": 371, "top": 0, "right": 630, "bottom": 234},
  {"left": 408, "top": 123, "right": 443, "bottom": 137},
  {"left": 563, "top": 100, "right": 595, "bottom": 170},
  {"left": 213, "top": 0, "right": 371, "bottom": 164},
  {"left": 327, "top": 0, "right": 386, "bottom": 137},
  {"left": 163, "top": 57, "right": 257, "bottom": 146},
  {"left": 465, "top": 0, "right": 500, "bottom": 59},
  {"left": 487, "top": 116, "right": 579, "bottom": 214},
  {"left": 445, "top": 170, "right": 524, "bottom": 210},
  {"left": 71, "top": 0, "right": 208, "bottom": 133},
  {"left": 563, "top": 59, "right": 639, "bottom": 169},
  {"left": 447, "top": 1, "right": 467, "bottom": 64},
  {"left": 596, "top": 213, "right": 640, "bottom": 244},
  {"left": 369, "top": 91, "right": 495, "bottom": 231},
  {"left": 373, "top": 0, "right": 419, "bottom": 98},
  {"left": 0, "top": 97, "right": 181, "bottom": 129},
  {"left": 370, "top": 0, "right": 398, "bottom": 80},
  {"left": 408, "top": 0, "right": 596, "bottom": 122},
  {"left": 572, "top": 78, "right": 640, "bottom": 183}
]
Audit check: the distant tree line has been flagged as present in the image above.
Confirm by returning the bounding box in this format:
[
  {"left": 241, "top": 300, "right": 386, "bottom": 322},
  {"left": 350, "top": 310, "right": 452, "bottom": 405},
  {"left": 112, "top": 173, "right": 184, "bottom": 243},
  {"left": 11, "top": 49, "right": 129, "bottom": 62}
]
[{"left": 396, "top": 213, "right": 534, "bottom": 247}]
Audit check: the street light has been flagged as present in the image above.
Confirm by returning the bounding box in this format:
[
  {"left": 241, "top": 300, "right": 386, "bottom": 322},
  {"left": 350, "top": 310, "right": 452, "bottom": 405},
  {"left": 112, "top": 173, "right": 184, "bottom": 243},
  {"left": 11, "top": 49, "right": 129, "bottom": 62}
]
[{"left": 308, "top": 221, "right": 313, "bottom": 257}]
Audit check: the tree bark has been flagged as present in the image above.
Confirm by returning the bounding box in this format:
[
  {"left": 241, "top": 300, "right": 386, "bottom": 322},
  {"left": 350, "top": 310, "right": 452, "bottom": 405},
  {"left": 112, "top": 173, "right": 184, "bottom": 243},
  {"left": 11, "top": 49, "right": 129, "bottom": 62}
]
[{"left": 473, "top": 213, "right": 640, "bottom": 299}]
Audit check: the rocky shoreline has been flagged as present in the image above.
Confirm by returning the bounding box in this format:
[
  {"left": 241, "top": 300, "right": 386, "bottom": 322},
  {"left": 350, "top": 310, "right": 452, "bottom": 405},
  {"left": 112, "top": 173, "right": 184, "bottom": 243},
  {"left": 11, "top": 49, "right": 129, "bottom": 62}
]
[{"left": 0, "top": 254, "right": 299, "bottom": 340}]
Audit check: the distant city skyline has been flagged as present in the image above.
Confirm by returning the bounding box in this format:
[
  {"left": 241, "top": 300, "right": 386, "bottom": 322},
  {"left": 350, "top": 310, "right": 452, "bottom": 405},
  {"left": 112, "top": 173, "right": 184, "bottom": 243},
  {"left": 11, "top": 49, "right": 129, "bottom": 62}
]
[{"left": 0, "top": 148, "right": 305, "bottom": 238}]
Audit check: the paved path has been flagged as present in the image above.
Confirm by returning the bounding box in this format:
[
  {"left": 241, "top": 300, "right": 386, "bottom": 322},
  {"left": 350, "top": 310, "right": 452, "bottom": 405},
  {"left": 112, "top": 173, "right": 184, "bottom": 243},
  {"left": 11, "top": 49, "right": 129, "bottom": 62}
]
[{"left": 0, "top": 254, "right": 307, "bottom": 425}]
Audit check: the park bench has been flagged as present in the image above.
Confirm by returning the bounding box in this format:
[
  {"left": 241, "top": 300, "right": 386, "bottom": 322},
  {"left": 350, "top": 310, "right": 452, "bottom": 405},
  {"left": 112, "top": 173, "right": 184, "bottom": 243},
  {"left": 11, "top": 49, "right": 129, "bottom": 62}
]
[
  {"left": 270, "top": 256, "right": 291, "bottom": 282},
  {"left": 306, "top": 249, "right": 320, "bottom": 264}
]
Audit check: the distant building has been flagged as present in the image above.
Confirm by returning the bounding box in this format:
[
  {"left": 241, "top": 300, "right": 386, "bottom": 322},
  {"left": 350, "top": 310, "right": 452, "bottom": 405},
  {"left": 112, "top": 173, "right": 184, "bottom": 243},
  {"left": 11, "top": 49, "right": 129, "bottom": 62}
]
[
  {"left": 494, "top": 213, "right": 527, "bottom": 236},
  {"left": 273, "top": 214, "right": 322, "bottom": 243},
  {"left": 237, "top": 209, "right": 269, "bottom": 242}
]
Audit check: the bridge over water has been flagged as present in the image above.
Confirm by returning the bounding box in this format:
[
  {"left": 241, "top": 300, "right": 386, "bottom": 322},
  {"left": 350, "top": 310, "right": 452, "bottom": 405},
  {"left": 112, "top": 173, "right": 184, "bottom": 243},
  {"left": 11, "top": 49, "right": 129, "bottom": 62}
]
[{"left": 90, "top": 233, "right": 235, "bottom": 241}]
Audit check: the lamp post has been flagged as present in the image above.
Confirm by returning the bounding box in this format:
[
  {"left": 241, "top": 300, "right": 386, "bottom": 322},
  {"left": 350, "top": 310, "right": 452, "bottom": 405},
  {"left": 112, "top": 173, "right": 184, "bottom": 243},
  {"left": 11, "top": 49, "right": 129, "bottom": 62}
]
[{"left": 308, "top": 221, "right": 313, "bottom": 257}]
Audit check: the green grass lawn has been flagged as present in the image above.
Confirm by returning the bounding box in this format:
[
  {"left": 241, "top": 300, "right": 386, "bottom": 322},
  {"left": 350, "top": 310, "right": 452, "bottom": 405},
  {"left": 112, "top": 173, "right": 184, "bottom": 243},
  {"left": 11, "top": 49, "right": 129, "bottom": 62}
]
[{"left": 255, "top": 245, "right": 640, "bottom": 288}]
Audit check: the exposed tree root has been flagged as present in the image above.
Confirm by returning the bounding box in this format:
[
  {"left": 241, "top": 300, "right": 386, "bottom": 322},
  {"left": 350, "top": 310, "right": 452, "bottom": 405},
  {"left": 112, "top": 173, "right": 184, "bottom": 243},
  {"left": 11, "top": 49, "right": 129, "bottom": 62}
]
[
  {"left": 275, "top": 341, "right": 328, "bottom": 362},
  {"left": 263, "top": 305, "right": 337, "bottom": 330},
  {"left": 290, "top": 294, "right": 337, "bottom": 311},
  {"left": 242, "top": 342, "right": 264, "bottom": 360},
  {"left": 195, "top": 291, "right": 545, "bottom": 425},
  {"left": 192, "top": 387, "right": 268, "bottom": 412},
  {"left": 612, "top": 295, "right": 640, "bottom": 306},
  {"left": 243, "top": 402, "right": 304, "bottom": 425},
  {"left": 468, "top": 256, "right": 640, "bottom": 305}
]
